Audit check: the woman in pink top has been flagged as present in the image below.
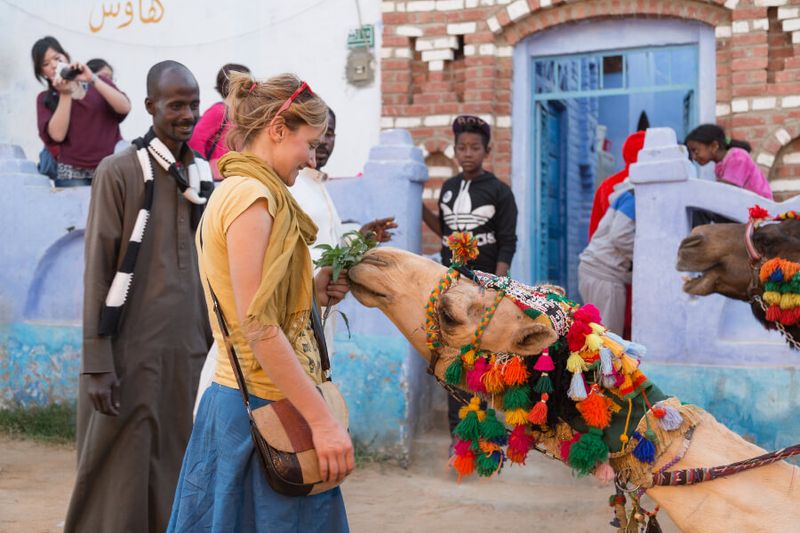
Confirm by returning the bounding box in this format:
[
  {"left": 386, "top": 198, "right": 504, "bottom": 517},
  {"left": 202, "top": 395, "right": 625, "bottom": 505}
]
[
  {"left": 188, "top": 63, "right": 249, "bottom": 179},
  {"left": 686, "top": 124, "right": 773, "bottom": 200}
]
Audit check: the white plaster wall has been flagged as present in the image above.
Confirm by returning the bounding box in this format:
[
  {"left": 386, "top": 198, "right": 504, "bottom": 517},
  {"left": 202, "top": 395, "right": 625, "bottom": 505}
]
[{"left": 0, "top": 0, "right": 381, "bottom": 177}]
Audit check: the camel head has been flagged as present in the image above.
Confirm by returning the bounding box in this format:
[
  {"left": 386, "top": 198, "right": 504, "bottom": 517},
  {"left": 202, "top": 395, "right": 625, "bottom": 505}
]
[
  {"left": 677, "top": 219, "right": 800, "bottom": 300},
  {"left": 348, "top": 247, "right": 560, "bottom": 382}
]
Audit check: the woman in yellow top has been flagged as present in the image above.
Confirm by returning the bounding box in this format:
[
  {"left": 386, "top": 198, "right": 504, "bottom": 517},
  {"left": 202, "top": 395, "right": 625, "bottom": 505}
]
[{"left": 168, "top": 73, "right": 353, "bottom": 532}]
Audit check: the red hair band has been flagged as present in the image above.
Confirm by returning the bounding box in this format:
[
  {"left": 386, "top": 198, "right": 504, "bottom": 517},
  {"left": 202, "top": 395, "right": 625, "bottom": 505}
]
[{"left": 248, "top": 81, "right": 257, "bottom": 95}]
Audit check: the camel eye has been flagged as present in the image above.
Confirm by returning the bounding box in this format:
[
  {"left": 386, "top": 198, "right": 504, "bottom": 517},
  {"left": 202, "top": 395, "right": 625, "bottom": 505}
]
[{"left": 439, "top": 305, "right": 461, "bottom": 327}]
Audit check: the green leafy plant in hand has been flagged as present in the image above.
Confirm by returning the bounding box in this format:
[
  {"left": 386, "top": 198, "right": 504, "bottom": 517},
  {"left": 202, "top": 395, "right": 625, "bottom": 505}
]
[
  {"left": 313, "top": 230, "right": 379, "bottom": 282},
  {"left": 313, "top": 231, "right": 379, "bottom": 331}
]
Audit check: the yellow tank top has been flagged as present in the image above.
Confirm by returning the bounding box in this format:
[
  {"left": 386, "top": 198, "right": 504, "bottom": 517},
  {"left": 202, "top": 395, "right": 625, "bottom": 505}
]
[{"left": 197, "top": 175, "right": 323, "bottom": 400}]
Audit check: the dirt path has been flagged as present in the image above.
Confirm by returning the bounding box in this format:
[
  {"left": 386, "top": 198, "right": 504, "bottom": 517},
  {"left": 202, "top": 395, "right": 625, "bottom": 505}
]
[{"left": 0, "top": 432, "right": 678, "bottom": 532}]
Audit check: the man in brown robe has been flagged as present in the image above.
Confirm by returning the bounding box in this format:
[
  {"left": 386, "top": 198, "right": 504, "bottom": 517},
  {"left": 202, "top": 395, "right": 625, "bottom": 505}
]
[{"left": 65, "top": 61, "right": 212, "bottom": 532}]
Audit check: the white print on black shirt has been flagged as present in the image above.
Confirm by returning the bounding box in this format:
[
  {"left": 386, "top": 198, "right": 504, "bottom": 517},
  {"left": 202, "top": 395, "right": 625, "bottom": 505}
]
[{"left": 440, "top": 180, "right": 496, "bottom": 231}]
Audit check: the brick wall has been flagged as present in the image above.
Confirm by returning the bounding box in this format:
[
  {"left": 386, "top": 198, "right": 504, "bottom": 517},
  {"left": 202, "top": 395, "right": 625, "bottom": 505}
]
[{"left": 381, "top": 0, "right": 800, "bottom": 254}]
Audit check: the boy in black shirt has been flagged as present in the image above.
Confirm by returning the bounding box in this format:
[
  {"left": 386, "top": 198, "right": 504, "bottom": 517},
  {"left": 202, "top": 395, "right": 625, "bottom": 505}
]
[{"left": 422, "top": 115, "right": 518, "bottom": 441}]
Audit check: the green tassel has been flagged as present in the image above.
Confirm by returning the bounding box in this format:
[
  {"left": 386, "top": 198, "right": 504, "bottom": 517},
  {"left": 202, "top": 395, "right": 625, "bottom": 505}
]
[
  {"left": 445, "top": 358, "right": 464, "bottom": 385},
  {"left": 533, "top": 372, "right": 554, "bottom": 394},
  {"left": 568, "top": 427, "right": 609, "bottom": 476},
  {"left": 479, "top": 409, "right": 508, "bottom": 444},
  {"left": 476, "top": 451, "right": 500, "bottom": 477},
  {"left": 503, "top": 386, "right": 532, "bottom": 411},
  {"left": 460, "top": 343, "right": 475, "bottom": 355},
  {"left": 454, "top": 411, "right": 480, "bottom": 442}
]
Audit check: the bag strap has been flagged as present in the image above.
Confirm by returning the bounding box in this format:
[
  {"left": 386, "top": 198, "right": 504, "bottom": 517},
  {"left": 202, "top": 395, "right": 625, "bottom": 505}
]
[
  {"left": 198, "top": 223, "right": 332, "bottom": 416},
  {"left": 310, "top": 295, "right": 331, "bottom": 381},
  {"left": 200, "top": 223, "right": 254, "bottom": 413}
]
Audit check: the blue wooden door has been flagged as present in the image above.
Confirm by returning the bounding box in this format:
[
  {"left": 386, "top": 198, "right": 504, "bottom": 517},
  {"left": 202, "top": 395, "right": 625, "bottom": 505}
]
[{"left": 538, "top": 101, "right": 568, "bottom": 290}]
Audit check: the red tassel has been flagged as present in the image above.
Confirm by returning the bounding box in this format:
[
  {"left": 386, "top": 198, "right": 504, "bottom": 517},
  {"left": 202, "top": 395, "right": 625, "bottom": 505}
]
[
  {"left": 560, "top": 433, "right": 581, "bottom": 461},
  {"left": 651, "top": 406, "right": 666, "bottom": 419},
  {"left": 502, "top": 356, "right": 530, "bottom": 386},
  {"left": 507, "top": 425, "right": 531, "bottom": 464},
  {"left": 527, "top": 393, "right": 549, "bottom": 425},
  {"left": 567, "top": 321, "right": 592, "bottom": 352},
  {"left": 533, "top": 349, "right": 555, "bottom": 372},
  {"left": 574, "top": 304, "right": 602, "bottom": 325}
]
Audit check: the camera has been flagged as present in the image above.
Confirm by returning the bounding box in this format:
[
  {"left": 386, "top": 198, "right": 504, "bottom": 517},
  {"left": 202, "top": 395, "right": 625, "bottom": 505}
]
[{"left": 56, "top": 61, "right": 82, "bottom": 81}]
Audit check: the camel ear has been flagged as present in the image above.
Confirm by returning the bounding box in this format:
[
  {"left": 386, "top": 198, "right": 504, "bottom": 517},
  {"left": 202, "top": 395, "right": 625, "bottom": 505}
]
[{"left": 513, "top": 323, "right": 558, "bottom": 355}]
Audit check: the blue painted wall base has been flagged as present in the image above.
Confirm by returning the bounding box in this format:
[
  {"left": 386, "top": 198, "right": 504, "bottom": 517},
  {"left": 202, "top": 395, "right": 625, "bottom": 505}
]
[{"left": 643, "top": 362, "right": 800, "bottom": 452}]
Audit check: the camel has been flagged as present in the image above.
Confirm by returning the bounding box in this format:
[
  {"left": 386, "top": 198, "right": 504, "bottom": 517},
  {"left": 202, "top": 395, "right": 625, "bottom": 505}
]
[
  {"left": 348, "top": 247, "right": 800, "bottom": 533},
  {"left": 677, "top": 217, "right": 800, "bottom": 346}
]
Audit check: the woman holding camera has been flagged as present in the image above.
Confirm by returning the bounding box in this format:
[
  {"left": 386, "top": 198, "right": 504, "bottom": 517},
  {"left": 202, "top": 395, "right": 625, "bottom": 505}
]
[{"left": 32, "top": 36, "right": 131, "bottom": 183}]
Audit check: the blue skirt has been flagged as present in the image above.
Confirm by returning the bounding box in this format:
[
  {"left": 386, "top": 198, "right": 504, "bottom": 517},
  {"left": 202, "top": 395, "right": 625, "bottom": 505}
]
[{"left": 168, "top": 383, "right": 349, "bottom": 533}]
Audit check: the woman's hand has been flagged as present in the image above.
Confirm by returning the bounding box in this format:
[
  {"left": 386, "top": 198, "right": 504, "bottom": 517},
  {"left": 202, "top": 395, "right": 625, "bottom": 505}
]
[
  {"left": 72, "top": 62, "right": 94, "bottom": 84},
  {"left": 315, "top": 266, "right": 350, "bottom": 307},
  {"left": 309, "top": 415, "right": 355, "bottom": 483},
  {"left": 52, "top": 76, "right": 74, "bottom": 95}
]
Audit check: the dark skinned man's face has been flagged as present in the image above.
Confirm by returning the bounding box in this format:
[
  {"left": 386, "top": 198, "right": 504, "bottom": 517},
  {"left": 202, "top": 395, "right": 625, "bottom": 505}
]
[
  {"left": 315, "top": 111, "right": 336, "bottom": 170},
  {"left": 145, "top": 69, "right": 200, "bottom": 155}
]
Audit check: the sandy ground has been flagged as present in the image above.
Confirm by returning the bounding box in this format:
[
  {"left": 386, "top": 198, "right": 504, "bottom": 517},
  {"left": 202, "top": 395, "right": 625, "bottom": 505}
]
[{"left": 0, "top": 430, "right": 679, "bottom": 533}]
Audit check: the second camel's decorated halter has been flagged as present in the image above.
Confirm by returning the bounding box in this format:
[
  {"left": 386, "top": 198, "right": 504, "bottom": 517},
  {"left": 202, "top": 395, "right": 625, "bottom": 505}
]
[{"left": 745, "top": 205, "right": 800, "bottom": 349}]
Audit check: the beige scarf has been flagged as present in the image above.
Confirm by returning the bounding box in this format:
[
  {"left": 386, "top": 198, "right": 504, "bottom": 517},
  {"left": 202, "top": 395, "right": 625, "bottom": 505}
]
[{"left": 218, "top": 151, "right": 318, "bottom": 341}]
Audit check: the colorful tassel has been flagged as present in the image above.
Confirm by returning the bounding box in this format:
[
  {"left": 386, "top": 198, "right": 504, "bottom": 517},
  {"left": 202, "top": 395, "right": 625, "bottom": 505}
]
[
  {"left": 454, "top": 411, "right": 481, "bottom": 443},
  {"left": 461, "top": 344, "right": 477, "bottom": 368},
  {"left": 479, "top": 409, "right": 508, "bottom": 444},
  {"left": 452, "top": 443, "right": 476, "bottom": 479},
  {"left": 560, "top": 432, "right": 581, "bottom": 461},
  {"left": 502, "top": 356, "right": 530, "bottom": 386},
  {"left": 447, "top": 231, "right": 479, "bottom": 267},
  {"left": 476, "top": 449, "right": 502, "bottom": 477},
  {"left": 465, "top": 357, "right": 489, "bottom": 393},
  {"left": 507, "top": 425, "right": 532, "bottom": 464},
  {"left": 576, "top": 385, "right": 611, "bottom": 429},
  {"left": 503, "top": 386, "right": 532, "bottom": 411},
  {"left": 655, "top": 404, "right": 683, "bottom": 431},
  {"left": 482, "top": 357, "right": 505, "bottom": 394},
  {"left": 593, "top": 461, "right": 615, "bottom": 484},
  {"left": 566, "top": 351, "right": 588, "bottom": 373},
  {"left": 586, "top": 332, "right": 603, "bottom": 352},
  {"left": 620, "top": 354, "right": 639, "bottom": 375},
  {"left": 504, "top": 408, "right": 529, "bottom": 426},
  {"left": 632, "top": 431, "right": 656, "bottom": 464},
  {"left": 444, "top": 357, "right": 463, "bottom": 385},
  {"left": 533, "top": 349, "right": 555, "bottom": 372},
  {"left": 599, "top": 347, "right": 614, "bottom": 377},
  {"left": 567, "top": 371, "right": 588, "bottom": 401},
  {"left": 568, "top": 427, "right": 609, "bottom": 476},
  {"left": 527, "top": 393, "right": 549, "bottom": 425},
  {"left": 533, "top": 372, "right": 554, "bottom": 394}
]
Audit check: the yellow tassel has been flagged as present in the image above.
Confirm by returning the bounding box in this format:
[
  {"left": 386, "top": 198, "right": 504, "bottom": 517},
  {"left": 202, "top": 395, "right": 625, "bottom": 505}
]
[
  {"left": 505, "top": 408, "right": 528, "bottom": 426},
  {"left": 620, "top": 354, "right": 639, "bottom": 375},
  {"left": 463, "top": 348, "right": 477, "bottom": 368},
  {"left": 586, "top": 333, "right": 603, "bottom": 352},
  {"left": 780, "top": 293, "right": 800, "bottom": 310},
  {"left": 764, "top": 291, "right": 782, "bottom": 306},
  {"left": 566, "top": 351, "right": 588, "bottom": 373},
  {"left": 459, "top": 396, "right": 482, "bottom": 419},
  {"left": 602, "top": 336, "right": 625, "bottom": 357},
  {"left": 590, "top": 322, "right": 606, "bottom": 335}
]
